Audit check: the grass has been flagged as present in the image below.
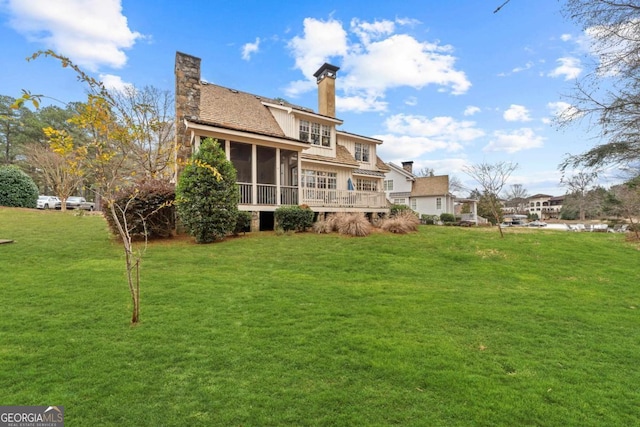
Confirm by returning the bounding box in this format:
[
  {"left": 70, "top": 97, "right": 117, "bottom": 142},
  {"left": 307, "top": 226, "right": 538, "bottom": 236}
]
[{"left": 1, "top": 207, "right": 639, "bottom": 426}]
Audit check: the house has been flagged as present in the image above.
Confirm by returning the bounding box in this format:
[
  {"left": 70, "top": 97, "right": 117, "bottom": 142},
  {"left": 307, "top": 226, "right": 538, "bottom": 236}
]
[
  {"left": 384, "top": 161, "right": 477, "bottom": 221},
  {"left": 527, "top": 193, "right": 564, "bottom": 219},
  {"left": 174, "top": 52, "right": 390, "bottom": 231}
]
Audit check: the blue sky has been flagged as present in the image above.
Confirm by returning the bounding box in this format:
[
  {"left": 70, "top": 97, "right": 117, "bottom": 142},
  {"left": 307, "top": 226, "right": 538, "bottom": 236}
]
[{"left": 0, "top": 0, "right": 612, "bottom": 197}]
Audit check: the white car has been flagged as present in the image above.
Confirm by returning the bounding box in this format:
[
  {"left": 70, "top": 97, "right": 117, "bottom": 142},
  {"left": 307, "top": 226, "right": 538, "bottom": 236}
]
[{"left": 37, "top": 195, "right": 60, "bottom": 210}]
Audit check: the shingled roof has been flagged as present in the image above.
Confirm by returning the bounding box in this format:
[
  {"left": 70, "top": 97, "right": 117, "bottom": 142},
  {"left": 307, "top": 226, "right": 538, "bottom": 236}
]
[
  {"left": 411, "top": 175, "right": 450, "bottom": 197},
  {"left": 197, "top": 83, "right": 307, "bottom": 139},
  {"left": 301, "top": 144, "right": 359, "bottom": 167}
]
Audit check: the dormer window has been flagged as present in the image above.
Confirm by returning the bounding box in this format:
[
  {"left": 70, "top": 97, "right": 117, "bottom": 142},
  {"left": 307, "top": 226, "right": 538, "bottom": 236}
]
[
  {"left": 355, "top": 142, "right": 370, "bottom": 162},
  {"left": 300, "top": 119, "right": 331, "bottom": 147}
]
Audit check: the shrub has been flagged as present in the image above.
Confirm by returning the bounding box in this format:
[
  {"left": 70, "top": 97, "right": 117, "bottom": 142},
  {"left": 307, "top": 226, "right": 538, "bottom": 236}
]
[
  {"left": 390, "top": 204, "right": 413, "bottom": 217},
  {"left": 275, "top": 205, "right": 314, "bottom": 232},
  {"left": 176, "top": 138, "right": 239, "bottom": 243},
  {"left": 234, "top": 211, "right": 252, "bottom": 235},
  {"left": 440, "top": 213, "right": 456, "bottom": 223},
  {"left": 0, "top": 165, "right": 39, "bottom": 208},
  {"left": 103, "top": 179, "right": 175, "bottom": 240},
  {"left": 380, "top": 211, "right": 420, "bottom": 234},
  {"left": 421, "top": 214, "right": 439, "bottom": 225},
  {"left": 335, "top": 212, "right": 372, "bottom": 237}
]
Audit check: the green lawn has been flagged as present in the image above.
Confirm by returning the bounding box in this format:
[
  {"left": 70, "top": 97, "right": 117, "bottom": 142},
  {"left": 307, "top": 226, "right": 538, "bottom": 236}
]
[{"left": 1, "top": 207, "right": 639, "bottom": 426}]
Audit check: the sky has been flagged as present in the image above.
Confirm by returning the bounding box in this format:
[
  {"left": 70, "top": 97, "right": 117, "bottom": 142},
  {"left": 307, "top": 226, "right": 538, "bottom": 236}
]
[{"left": 0, "top": 0, "right": 616, "bottom": 197}]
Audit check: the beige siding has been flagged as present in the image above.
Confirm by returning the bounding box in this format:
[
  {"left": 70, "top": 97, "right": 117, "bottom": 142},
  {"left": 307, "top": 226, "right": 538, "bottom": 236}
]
[{"left": 269, "top": 108, "right": 297, "bottom": 138}]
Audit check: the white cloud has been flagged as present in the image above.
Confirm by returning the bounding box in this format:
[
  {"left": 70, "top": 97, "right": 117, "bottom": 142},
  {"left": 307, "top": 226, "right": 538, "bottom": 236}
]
[
  {"left": 483, "top": 128, "right": 545, "bottom": 153},
  {"left": 337, "top": 94, "right": 388, "bottom": 113},
  {"left": 548, "top": 57, "right": 582, "bottom": 80},
  {"left": 99, "top": 73, "right": 133, "bottom": 92},
  {"left": 242, "top": 37, "right": 260, "bottom": 61},
  {"left": 560, "top": 33, "right": 573, "bottom": 42},
  {"left": 285, "top": 17, "right": 470, "bottom": 110},
  {"left": 375, "top": 113, "right": 485, "bottom": 160},
  {"left": 4, "top": 0, "right": 142, "bottom": 71},
  {"left": 512, "top": 61, "right": 534, "bottom": 73},
  {"left": 287, "top": 17, "right": 349, "bottom": 80},
  {"left": 404, "top": 96, "right": 418, "bottom": 106},
  {"left": 464, "top": 106, "right": 480, "bottom": 116},
  {"left": 503, "top": 104, "right": 532, "bottom": 122}
]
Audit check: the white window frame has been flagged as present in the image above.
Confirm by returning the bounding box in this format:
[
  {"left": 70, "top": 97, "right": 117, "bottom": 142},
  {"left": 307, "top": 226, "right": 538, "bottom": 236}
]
[
  {"left": 384, "top": 180, "right": 394, "bottom": 191},
  {"left": 411, "top": 199, "right": 417, "bottom": 210},
  {"left": 356, "top": 178, "right": 377, "bottom": 192},
  {"left": 355, "top": 143, "right": 370, "bottom": 163},
  {"left": 436, "top": 197, "right": 442, "bottom": 210},
  {"left": 300, "top": 120, "right": 332, "bottom": 147},
  {"left": 302, "top": 169, "right": 337, "bottom": 189}
]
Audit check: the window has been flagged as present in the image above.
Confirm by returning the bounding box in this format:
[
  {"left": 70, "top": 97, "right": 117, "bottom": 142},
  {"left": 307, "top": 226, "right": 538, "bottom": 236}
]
[
  {"left": 355, "top": 143, "right": 370, "bottom": 162},
  {"left": 321, "top": 126, "right": 331, "bottom": 147},
  {"left": 299, "top": 120, "right": 331, "bottom": 147},
  {"left": 384, "top": 180, "right": 394, "bottom": 191},
  {"left": 310, "top": 122, "right": 320, "bottom": 145},
  {"left": 436, "top": 197, "right": 442, "bottom": 210},
  {"left": 394, "top": 198, "right": 406, "bottom": 205},
  {"left": 300, "top": 120, "right": 310, "bottom": 142},
  {"left": 356, "top": 178, "right": 377, "bottom": 191},
  {"left": 411, "top": 199, "right": 417, "bottom": 210},
  {"left": 302, "top": 170, "right": 336, "bottom": 189}
]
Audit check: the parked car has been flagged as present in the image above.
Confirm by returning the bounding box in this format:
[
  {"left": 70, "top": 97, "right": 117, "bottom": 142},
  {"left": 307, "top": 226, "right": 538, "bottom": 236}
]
[
  {"left": 36, "top": 195, "right": 61, "bottom": 210},
  {"left": 528, "top": 220, "right": 548, "bottom": 227},
  {"left": 65, "top": 196, "right": 95, "bottom": 211}
]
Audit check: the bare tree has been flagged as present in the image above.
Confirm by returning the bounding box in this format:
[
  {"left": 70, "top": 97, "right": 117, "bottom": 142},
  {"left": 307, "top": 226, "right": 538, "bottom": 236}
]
[
  {"left": 561, "top": 171, "right": 598, "bottom": 221},
  {"left": 505, "top": 183, "right": 530, "bottom": 214},
  {"left": 606, "top": 177, "right": 640, "bottom": 239},
  {"left": 449, "top": 175, "right": 466, "bottom": 195},
  {"left": 415, "top": 167, "right": 435, "bottom": 177},
  {"left": 463, "top": 161, "right": 518, "bottom": 237},
  {"left": 559, "top": 1, "right": 640, "bottom": 174},
  {"left": 111, "top": 85, "right": 175, "bottom": 180}
]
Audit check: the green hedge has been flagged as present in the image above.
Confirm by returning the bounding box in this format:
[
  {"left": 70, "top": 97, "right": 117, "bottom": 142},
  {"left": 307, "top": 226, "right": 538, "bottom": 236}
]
[
  {"left": 0, "top": 165, "right": 38, "bottom": 208},
  {"left": 275, "top": 205, "right": 314, "bottom": 232}
]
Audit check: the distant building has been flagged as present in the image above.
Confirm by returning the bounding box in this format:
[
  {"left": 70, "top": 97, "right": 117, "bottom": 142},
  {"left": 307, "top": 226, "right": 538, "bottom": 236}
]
[
  {"left": 527, "top": 194, "right": 564, "bottom": 219},
  {"left": 384, "top": 161, "right": 478, "bottom": 222}
]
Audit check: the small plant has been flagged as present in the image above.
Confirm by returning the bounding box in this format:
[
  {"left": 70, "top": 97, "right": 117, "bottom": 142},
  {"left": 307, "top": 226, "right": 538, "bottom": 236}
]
[
  {"left": 274, "top": 205, "right": 314, "bottom": 232},
  {"left": 234, "top": 211, "right": 252, "bottom": 235},
  {"left": 335, "top": 212, "right": 372, "bottom": 237},
  {"left": 380, "top": 211, "right": 420, "bottom": 234},
  {"left": 390, "top": 204, "right": 413, "bottom": 217},
  {"left": 440, "top": 213, "right": 456, "bottom": 223},
  {"left": 0, "top": 165, "right": 39, "bottom": 208},
  {"left": 421, "top": 214, "right": 439, "bottom": 225},
  {"left": 104, "top": 178, "right": 176, "bottom": 240}
]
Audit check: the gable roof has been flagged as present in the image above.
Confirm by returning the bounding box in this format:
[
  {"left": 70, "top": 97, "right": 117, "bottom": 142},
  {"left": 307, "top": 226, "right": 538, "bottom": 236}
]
[
  {"left": 411, "top": 175, "right": 450, "bottom": 197},
  {"left": 387, "top": 162, "right": 416, "bottom": 180}
]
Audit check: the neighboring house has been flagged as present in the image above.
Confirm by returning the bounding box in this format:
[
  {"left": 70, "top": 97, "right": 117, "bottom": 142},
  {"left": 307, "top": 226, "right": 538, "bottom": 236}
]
[
  {"left": 174, "top": 52, "right": 389, "bottom": 231},
  {"left": 527, "top": 193, "right": 564, "bottom": 219},
  {"left": 384, "top": 161, "right": 477, "bottom": 221}
]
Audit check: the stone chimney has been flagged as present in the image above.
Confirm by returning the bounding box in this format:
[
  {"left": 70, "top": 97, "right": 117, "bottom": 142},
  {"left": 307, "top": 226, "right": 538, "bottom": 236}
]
[
  {"left": 313, "top": 63, "right": 340, "bottom": 117},
  {"left": 402, "top": 161, "right": 414, "bottom": 174},
  {"left": 175, "top": 52, "right": 201, "bottom": 169}
]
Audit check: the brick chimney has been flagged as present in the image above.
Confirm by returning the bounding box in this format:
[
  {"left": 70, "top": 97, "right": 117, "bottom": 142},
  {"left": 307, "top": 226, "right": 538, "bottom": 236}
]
[
  {"left": 313, "top": 63, "right": 339, "bottom": 117},
  {"left": 402, "top": 161, "right": 414, "bottom": 174},
  {"left": 175, "top": 52, "right": 201, "bottom": 170}
]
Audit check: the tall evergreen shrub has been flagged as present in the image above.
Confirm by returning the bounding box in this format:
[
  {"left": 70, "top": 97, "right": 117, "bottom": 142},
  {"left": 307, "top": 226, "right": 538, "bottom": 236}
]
[{"left": 176, "top": 138, "right": 239, "bottom": 243}]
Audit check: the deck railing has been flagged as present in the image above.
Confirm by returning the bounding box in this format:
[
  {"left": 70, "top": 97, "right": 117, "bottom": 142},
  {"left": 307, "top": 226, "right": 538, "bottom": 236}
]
[{"left": 236, "top": 184, "right": 386, "bottom": 209}]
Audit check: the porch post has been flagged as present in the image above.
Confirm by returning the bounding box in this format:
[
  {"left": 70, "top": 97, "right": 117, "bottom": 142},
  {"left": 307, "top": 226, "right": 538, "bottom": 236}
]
[
  {"left": 225, "top": 140, "right": 230, "bottom": 161},
  {"left": 251, "top": 144, "right": 257, "bottom": 205},
  {"left": 297, "top": 154, "right": 302, "bottom": 205},
  {"left": 276, "top": 148, "right": 281, "bottom": 206}
]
